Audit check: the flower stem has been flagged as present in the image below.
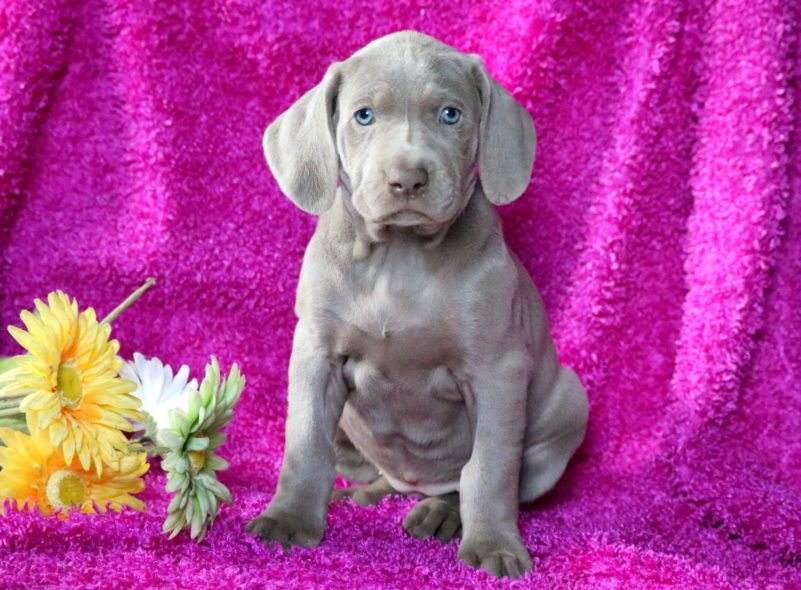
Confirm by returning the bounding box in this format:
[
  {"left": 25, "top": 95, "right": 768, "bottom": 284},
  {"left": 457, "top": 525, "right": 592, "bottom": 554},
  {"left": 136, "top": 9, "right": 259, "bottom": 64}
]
[{"left": 102, "top": 278, "right": 156, "bottom": 325}]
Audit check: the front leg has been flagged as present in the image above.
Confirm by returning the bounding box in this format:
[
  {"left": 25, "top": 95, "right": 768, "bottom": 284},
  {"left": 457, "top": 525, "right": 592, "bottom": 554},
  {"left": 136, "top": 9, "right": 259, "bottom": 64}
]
[
  {"left": 247, "top": 321, "right": 346, "bottom": 548},
  {"left": 458, "top": 349, "right": 533, "bottom": 579}
]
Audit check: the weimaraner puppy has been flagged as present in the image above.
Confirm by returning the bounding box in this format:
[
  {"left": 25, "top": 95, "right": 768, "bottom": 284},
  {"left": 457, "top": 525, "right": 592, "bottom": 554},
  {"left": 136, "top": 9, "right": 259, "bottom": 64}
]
[{"left": 247, "top": 30, "right": 588, "bottom": 579}]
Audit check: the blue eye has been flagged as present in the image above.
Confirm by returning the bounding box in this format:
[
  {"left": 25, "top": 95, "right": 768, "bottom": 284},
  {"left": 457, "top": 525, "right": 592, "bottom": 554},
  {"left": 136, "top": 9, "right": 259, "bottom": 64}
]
[
  {"left": 439, "top": 106, "right": 461, "bottom": 125},
  {"left": 355, "top": 108, "right": 375, "bottom": 126}
]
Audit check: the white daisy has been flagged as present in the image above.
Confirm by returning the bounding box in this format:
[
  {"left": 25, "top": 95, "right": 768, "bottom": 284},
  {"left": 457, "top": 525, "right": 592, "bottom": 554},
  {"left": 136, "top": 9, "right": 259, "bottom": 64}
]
[{"left": 121, "top": 353, "right": 198, "bottom": 434}]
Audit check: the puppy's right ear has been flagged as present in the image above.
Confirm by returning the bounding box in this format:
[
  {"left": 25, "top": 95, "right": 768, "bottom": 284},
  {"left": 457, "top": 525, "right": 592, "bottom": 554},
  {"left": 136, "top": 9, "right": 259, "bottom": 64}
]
[{"left": 263, "top": 62, "right": 342, "bottom": 215}]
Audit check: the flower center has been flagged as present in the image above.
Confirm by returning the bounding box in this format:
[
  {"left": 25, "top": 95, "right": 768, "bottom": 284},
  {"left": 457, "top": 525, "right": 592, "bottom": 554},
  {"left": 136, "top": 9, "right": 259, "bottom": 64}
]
[
  {"left": 56, "top": 363, "right": 83, "bottom": 408},
  {"left": 188, "top": 450, "right": 206, "bottom": 473},
  {"left": 46, "top": 469, "right": 88, "bottom": 510}
]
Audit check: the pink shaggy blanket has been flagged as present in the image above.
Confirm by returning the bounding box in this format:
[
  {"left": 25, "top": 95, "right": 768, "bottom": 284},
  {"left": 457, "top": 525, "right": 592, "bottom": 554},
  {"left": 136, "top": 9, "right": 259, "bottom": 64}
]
[{"left": 1, "top": 0, "right": 800, "bottom": 588}]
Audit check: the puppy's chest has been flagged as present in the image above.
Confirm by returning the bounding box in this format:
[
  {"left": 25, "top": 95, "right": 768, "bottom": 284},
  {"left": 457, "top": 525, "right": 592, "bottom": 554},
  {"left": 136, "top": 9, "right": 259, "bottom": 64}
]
[{"left": 333, "top": 255, "right": 460, "bottom": 368}]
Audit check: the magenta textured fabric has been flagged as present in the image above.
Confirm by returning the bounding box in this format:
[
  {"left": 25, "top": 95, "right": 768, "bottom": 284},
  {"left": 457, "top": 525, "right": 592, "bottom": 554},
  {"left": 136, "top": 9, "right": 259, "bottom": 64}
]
[{"left": 1, "top": 0, "right": 799, "bottom": 588}]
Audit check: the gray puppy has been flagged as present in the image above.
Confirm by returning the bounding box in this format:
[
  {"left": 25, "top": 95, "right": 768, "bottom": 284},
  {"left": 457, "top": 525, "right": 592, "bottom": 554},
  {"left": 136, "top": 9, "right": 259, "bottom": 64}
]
[{"left": 247, "top": 31, "right": 588, "bottom": 579}]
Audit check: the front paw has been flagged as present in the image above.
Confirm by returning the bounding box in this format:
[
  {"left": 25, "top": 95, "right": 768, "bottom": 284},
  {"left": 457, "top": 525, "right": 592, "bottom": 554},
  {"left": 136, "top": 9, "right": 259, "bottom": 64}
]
[
  {"left": 458, "top": 531, "right": 533, "bottom": 579},
  {"left": 246, "top": 508, "right": 324, "bottom": 549}
]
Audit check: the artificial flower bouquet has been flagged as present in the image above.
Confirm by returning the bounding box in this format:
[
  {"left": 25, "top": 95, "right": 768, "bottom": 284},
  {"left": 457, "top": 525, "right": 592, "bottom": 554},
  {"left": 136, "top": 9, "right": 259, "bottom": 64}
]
[
  {"left": 0, "top": 280, "right": 244, "bottom": 542},
  {"left": 124, "top": 353, "right": 244, "bottom": 540}
]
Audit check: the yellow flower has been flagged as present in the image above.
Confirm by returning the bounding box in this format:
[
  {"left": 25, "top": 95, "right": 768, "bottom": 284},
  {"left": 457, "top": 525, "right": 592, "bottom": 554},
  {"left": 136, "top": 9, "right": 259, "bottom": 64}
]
[
  {"left": 0, "top": 291, "right": 143, "bottom": 474},
  {"left": 0, "top": 427, "right": 149, "bottom": 516}
]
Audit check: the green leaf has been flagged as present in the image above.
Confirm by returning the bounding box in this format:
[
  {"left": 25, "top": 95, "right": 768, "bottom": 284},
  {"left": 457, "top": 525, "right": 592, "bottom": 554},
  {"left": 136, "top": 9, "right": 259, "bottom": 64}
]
[
  {"left": 142, "top": 412, "right": 160, "bottom": 442},
  {"left": 196, "top": 474, "right": 231, "bottom": 504},
  {"left": 207, "top": 432, "right": 227, "bottom": 451},
  {"left": 165, "top": 472, "right": 186, "bottom": 493},
  {"left": 190, "top": 497, "right": 203, "bottom": 533},
  {"left": 185, "top": 436, "right": 209, "bottom": 451},
  {"left": 163, "top": 453, "right": 188, "bottom": 474},
  {"left": 158, "top": 429, "right": 185, "bottom": 451},
  {"left": 196, "top": 487, "right": 211, "bottom": 517},
  {"left": 166, "top": 409, "right": 182, "bottom": 432},
  {"left": 216, "top": 485, "right": 232, "bottom": 505},
  {"left": 205, "top": 454, "right": 229, "bottom": 472},
  {"left": 163, "top": 510, "right": 183, "bottom": 532},
  {"left": 167, "top": 493, "right": 185, "bottom": 513}
]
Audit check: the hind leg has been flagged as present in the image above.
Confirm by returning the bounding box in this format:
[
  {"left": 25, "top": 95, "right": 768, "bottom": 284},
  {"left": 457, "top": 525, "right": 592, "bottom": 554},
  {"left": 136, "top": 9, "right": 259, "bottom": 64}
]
[
  {"left": 519, "top": 366, "right": 588, "bottom": 503},
  {"left": 331, "top": 426, "right": 398, "bottom": 505},
  {"left": 334, "top": 425, "right": 380, "bottom": 483},
  {"left": 331, "top": 475, "right": 400, "bottom": 506}
]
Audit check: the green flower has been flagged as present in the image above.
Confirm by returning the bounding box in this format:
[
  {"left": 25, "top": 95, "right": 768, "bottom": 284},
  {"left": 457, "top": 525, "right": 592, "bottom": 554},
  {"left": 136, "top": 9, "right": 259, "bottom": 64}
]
[{"left": 158, "top": 357, "right": 245, "bottom": 541}]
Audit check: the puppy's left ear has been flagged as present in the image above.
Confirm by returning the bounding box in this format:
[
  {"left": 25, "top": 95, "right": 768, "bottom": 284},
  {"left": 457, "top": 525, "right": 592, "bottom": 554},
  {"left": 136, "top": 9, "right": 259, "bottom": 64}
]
[
  {"left": 263, "top": 62, "right": 342, "bottom": 215},
  {"left": 470, "top": 56, "right": 536, "bottom": 205}
]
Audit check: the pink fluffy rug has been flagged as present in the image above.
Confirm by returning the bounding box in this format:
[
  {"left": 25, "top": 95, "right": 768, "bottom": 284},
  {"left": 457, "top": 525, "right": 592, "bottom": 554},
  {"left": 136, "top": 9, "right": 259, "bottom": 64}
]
[{"left": 1, "top": 0, "right": 800, "bottom": 588}]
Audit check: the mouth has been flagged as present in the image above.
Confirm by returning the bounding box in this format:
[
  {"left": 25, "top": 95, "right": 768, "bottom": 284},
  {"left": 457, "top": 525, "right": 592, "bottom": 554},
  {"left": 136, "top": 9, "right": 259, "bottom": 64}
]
[{"left": 375, "top": 210, "right": 435, "bottom": 227}]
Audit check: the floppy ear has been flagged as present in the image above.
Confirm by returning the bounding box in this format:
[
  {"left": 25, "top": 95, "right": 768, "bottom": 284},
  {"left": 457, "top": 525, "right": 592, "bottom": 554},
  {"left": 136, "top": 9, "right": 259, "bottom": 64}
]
[
  {"left": 470, "top": 56, "right": 536, "bottom": 205},
  {"left": 263, "top": 62, "right": 342, "bottom": 214}
]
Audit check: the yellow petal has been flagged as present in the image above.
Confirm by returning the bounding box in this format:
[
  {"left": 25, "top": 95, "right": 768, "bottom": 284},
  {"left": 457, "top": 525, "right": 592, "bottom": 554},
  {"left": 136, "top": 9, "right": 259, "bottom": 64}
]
[
  {"left": 7, "top": 326, "right": 55, "bottom": 365},
  {"left": 72, "top": 422, "right": 83, "bottom": 449},
  {"left": 62, "top": 432, "right": 75, "bottom": 465},
  {"left": 49, "top": 420, "right": 67, "bottom": 445},
  {"left": 19, "top": 311, "right": 57, "bottom": 352},
  {"left": 77, "top": 443, "right": 91, "bottom": 472}
]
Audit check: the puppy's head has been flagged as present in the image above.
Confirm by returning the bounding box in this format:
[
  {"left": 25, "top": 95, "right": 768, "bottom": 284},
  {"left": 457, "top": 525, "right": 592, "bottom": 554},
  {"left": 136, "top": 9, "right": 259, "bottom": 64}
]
[{"left": 264, "top": 31, "right": 536, "bottom": 232}]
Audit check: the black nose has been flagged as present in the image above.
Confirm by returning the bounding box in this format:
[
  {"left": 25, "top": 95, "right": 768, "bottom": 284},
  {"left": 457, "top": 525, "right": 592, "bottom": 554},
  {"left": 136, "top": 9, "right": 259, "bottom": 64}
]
[{"left": 387, "top": 166, "right": 428, "bottom": 196}]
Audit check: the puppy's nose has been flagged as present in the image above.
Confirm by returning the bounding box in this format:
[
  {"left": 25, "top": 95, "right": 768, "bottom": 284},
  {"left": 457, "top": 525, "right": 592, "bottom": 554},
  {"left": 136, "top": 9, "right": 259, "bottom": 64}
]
[{"left": 387, "top": 166, "right": 428, "bottom": 196}]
